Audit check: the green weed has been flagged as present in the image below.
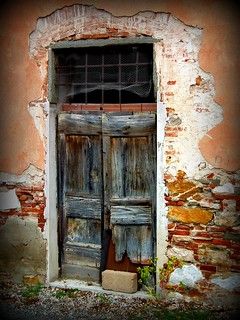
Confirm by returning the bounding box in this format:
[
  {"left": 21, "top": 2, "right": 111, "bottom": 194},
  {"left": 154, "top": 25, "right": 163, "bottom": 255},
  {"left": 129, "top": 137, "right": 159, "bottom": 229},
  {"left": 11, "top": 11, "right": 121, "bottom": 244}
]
[
  {"left": 53, "top": 288, "right": 78, "bottom": 299},
  {"left": 21, "top": 283, "right": 43, "bottom": 299},
  {"left": 96, "top": 292, "right": 111, "bottom": 304}
]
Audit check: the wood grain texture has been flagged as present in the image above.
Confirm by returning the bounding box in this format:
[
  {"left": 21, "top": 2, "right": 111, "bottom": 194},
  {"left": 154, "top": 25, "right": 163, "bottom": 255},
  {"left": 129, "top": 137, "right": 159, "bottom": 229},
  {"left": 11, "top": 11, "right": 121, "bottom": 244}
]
[
  {"left": 110, "top": 206, "right": 152, "bottom": 225},
  {"left": 111, "top": 136, "right": 152, "bottom": 198},
  {"left": 65, "top": 135, "right": 101, "bottom": 196},
  {"left": 65, "top": 196, "right": 101, "bottom": 219},
  {"left": 58, "top": 112, "right": 156, "bottom": 278},
  {"left": 102, "top": 113, "right": 155, "bottom": 136},
  {"left": 61, "top": 263, "right": 100, "bottom": 282},
  {"left": 102, "top": 112, "right": 156, "bottom": 264},
  {"left": 67, "top": 218, "right": 101, "bottom": 245},
  {"left": 112, "top": 225, "right": 152, "bottom": 263},
  {"left": 58, "top": 113, "right": 102, "bottom": 134},
  {"left": 64, "top": 242, "right": 101, "bottom": 268}
]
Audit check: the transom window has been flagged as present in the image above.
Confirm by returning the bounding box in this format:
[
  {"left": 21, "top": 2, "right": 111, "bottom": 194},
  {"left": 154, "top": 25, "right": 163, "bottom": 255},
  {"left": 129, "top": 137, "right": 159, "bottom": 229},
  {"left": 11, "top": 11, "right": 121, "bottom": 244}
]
[{"left": 54, "top": 44, "right": 154, "bottom": 104}]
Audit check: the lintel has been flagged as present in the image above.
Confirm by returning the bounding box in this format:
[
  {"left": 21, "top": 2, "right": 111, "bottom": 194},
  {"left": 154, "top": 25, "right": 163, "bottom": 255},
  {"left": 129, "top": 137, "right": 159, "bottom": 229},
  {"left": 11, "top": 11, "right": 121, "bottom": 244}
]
[{"left": 50, "top": 37, "right": 159, "bottom": 50}]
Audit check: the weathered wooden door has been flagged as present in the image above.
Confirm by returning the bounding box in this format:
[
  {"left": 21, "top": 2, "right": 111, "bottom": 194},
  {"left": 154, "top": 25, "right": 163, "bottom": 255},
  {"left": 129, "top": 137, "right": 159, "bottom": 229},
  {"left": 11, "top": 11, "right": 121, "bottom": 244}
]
[{"left": 58, "top": 112, "right": 156, "bottom": 283}]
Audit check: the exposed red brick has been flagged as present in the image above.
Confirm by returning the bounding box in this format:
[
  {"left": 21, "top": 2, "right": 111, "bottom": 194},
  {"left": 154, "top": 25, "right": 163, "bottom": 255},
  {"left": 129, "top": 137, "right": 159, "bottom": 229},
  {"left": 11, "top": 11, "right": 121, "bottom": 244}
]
[
  {"left": 175, "top": 224, "right": 191, "bottom": 230},
  {"left": 230, "top": 243, "right": 240, "bottom": 250},
  {"left": 193, "top": 239, "right": 213, "bottom": 244},
  {"left": 165, "top": 92, "right": 174, "bottom": 96},
  {"left": 165, "top": 131, "right": 178, "bottom": 137},
  {"left": 202, "top": 271, "right": 215, "bottom": 279},
  {"left": 207, "top": 173, "right": 214, "bottom": 179},
  {"left": 120, "top": 104, "right": 141, "bottom": 112},
  {"left": 19, "top": 195, "right": 28, "bottom": 201},
  {"left": 168, "top": 222, "right": 176, "bottom": 230},
  {"left": 172, "top": 242, "right": 198, "bottom": 253},
  {"left": 185, "top": 243, "right": 199, "bottom": 252},
  {"left": 32, "top": 186, "right": 44, "bottom": 191},
  {"left": 212, "top": 239, "right": 232, "bottom": 247},
  {"left": 194, "top": 254, "right": 199, "bottom": 261},
  {"left": 209, "top": 232, "right": 225, "bottom": 239},
  {"left": 62, "top": 104, "right": 82, "bottom": 111},
  {"left": 193, "top": 225, "right": 207, "bottom": 231},
  {"left": 166, "top": 107, "right": 175, "bottom": 114},
  {"left": 229, "top": 253, "right": 240, "bottom": 260},
  {"left": 206, "top": 226, "right": 227, "bottom": 232},
  {"left": 60, "top": 103, "right": 157, "bottom": 112},
  {"left": 141, "top": 103, "right": 157, "bottom": 111},
  {"left": 81, "top": 104, "right": 101, "bottom": 111},
  {"left": 199, "top": 264, "right": 216, "bottom": 272},
  {"left": 191, "top": 232, "right": 212, "bottom": 238},
  {"left": 170, "top": 229, "right": 190, "bottom": 236},
  {"left": 231, "top": 265, "right": 240, "bottom": 271},
  {"left": 195, "top": 76, "right": 202, "bottom": 86},
  {"left": 213, "top": 194, "right": 240, "bottom": 200},
  {"left": 167, "top": 80, "right": 176, "bottom": 85},
  {"left": 166, "top": 200, "right": 185, "bottom": 206}
]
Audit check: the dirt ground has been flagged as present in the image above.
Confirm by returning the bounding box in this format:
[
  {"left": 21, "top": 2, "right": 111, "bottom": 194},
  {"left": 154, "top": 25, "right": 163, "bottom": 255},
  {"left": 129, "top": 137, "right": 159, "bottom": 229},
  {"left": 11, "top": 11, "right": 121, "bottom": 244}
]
[{"left": 0, "top": 280, "right": 239, "bottom": 320}]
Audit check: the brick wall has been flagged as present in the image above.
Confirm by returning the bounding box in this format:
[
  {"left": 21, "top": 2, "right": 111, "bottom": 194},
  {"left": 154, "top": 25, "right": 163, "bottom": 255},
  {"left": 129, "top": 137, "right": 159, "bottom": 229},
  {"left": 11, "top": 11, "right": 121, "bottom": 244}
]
[
  {"left": 0, "top": 184, "right": 46, "bottom": 231},
  {"left": 166, "top": 170, "right": 240, "bottom": 278}
]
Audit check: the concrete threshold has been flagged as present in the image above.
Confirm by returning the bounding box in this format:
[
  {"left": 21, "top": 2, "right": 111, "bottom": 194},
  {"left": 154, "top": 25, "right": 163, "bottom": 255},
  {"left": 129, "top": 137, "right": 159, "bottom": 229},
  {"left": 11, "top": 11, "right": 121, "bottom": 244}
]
[{"left": 49, "top": 279, "right": 148, "bottom": 298}]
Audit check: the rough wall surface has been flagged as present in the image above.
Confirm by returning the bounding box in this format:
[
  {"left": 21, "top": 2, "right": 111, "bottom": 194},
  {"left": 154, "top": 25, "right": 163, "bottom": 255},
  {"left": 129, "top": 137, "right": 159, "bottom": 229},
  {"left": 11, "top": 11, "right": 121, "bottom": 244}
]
[
  {"left": 0, "top": 184, "right": 46, "bottom": 282},
  {"left": 0, "top": 1, "right": 239, "bottom": 287}
]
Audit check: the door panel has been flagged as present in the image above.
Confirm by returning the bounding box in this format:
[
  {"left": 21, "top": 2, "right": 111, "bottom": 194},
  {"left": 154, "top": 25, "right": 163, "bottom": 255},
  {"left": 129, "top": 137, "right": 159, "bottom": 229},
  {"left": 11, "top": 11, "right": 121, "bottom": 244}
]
[
  {"left": 111, "top": 137, "right": 151, "bottom": 198},
  {"left": 58, "top": 112, "right": 156, "bottom": 282},
  {"left": 65, "top": 135, "right": 101, "bottom": 196},
  {"left": 112, "top": 225, "right": 152, "bottom": 263},
  {"left": 58, "top": 113, "right": 102, "bottom": 282},
  {"left": 103, "top": 113, "right": 156, "bottom": 264}
]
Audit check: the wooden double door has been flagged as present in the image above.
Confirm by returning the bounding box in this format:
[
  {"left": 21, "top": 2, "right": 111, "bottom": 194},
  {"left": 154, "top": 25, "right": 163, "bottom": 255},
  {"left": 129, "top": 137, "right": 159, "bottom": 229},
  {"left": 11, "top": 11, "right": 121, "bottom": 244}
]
[{"left": 58, "top": 112, "right": 156, "bottom": 283}]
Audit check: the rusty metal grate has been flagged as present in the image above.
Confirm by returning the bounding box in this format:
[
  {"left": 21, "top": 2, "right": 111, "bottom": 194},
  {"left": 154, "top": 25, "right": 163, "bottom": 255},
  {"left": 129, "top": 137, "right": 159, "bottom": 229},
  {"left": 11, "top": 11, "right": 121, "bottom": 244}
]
[{"left": 55, "top": 44, "right": 154, "bottom": 104}]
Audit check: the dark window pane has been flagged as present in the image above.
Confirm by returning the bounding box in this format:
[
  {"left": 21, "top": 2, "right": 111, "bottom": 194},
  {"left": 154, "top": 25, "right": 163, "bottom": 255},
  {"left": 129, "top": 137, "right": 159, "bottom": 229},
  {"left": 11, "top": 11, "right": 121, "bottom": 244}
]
[
  {"left": 69, "top": 85, "right": 86, "bottom": 103},
  {"left": 88, "top": 50, "right": 102, "bottom": 65},
  {"left": 72, "top": 67, "right": 85, "bottom": 84},
  {"left": 104, "top": 89, "right": 119, "bottom": 103},
  {"left": 104, "top": 51, "right": 119, "bottom": 64},
  {"left": 54, "top": 44, "right": 154, "bottom": 103},
  {"left": 104, "top": 66, "right": 119, "bottom": 83},
  {"left": 66, "top": 52, "right": 85, "bottom": 65},
  {"left": 87, "top": 85, "right": 102, "bottom": 103},
  {"left": 87, "top": 67, "right": 102, "bottom": 82},
  {"left": 121, "top": 65, "right": 136, "bottom": 83},
  {"left": 138, "top": 65, "right": 152, "bottom": 82},
  {"left": 121, "top": 48, "right": 136, "bottom": 63}
]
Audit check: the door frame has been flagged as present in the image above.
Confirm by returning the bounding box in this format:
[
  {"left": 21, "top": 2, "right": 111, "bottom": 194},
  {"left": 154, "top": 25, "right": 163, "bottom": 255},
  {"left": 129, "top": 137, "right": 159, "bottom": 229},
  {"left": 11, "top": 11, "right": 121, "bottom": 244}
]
[{"left": 45, "top": 39, "right": 168, "bottom": 288}]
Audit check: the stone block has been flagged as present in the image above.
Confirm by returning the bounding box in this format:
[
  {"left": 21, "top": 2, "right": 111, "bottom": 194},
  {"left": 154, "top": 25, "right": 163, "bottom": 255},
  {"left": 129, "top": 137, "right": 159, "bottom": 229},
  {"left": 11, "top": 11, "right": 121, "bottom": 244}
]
[
  {"left": 168, "top": 207, "right": 213, "bottom": 224},
  {"left": 23, "top": 274, "right": 42, "bottom": 285},
  {"left": 102, "top": 270, "right": 137, "bottom": 293},
  {"left": 169, "top": 264, "right": 203, "bottom": 288}
]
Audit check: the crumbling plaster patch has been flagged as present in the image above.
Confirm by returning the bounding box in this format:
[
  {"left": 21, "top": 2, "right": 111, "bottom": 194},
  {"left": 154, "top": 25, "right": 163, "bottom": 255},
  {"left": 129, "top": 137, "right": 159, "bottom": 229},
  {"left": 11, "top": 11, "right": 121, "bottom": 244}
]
[
  {"left": 0, "top": 164, "right": 44, "bottom": 186},
  {"left": 28, "top": 101, "right": 48, "bottom": 145},
  {"left": 0, "top": 216, "right": 46, "bottom": 282}
]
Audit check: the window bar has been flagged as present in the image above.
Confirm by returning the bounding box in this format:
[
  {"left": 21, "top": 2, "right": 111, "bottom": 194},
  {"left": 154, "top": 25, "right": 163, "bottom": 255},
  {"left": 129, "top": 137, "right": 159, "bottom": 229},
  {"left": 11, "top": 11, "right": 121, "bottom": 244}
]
[
  {"left": 69, "top": 58, "right": 73, "bottom": 103},
  {"left": 136, "top": 49, "right": 139, "bottom": 82},
  {"left": 101, "top": 53, "right": 104, "bottom": 107},
  {"left": 118, "top": 52, "right": 121, "bottom": 108},
  {"left": 85, "top": 53, "right": 88, "bottom": 104},
  {"left": 136, "top": 50, "right": 141, "bottom": 111}
]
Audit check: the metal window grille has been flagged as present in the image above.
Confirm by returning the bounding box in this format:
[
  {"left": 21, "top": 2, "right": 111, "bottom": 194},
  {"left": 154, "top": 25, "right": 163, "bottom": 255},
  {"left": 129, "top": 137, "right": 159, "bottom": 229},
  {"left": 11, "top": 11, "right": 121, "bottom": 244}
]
[{"left": 55, "top": 44, "right": 154, "bottom": 104}]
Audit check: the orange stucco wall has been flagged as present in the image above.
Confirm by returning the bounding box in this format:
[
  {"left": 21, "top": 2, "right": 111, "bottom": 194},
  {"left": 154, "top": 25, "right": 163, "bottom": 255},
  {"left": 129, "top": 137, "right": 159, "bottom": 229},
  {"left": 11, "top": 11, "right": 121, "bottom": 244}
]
[{"left": 0, "top": 0, "right": 239, "bottom": 174}]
